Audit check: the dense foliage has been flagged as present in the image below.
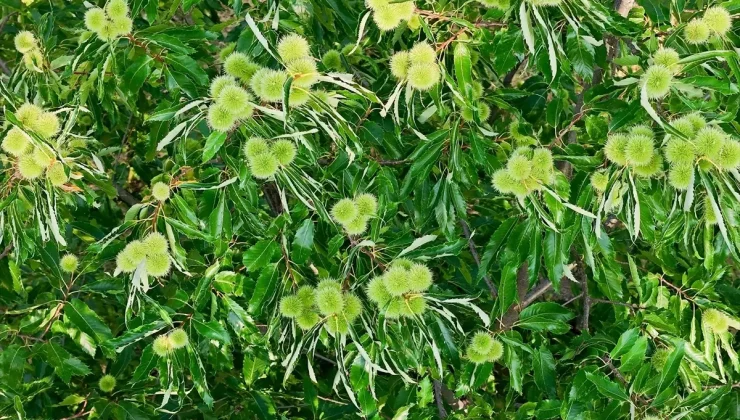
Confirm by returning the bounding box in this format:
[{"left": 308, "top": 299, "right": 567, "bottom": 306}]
[{"left": 1, "top": 0, "right": 740, "bottom": 418}]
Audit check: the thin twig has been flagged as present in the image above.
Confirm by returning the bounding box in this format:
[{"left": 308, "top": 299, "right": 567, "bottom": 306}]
[
  {"left": 497, "top": 264, "right": 556, "bottom": 331},
  {"left": 279, "top": 233, "right": 298, "bottom": 290},
  {"left": 659, "top": 276, "right": 696, "bottom": 304},
  {"left": 580, "top": 265, "right": 591, "bottom": 332},
  {"left": 459, "top": 220, "right": 497, "bottom": 298},
  {"left": 60, "top": 410, "right": 91, "bottom": 420},
  {"left": 592, "top": 298, "right": 644, "bottom": 310},
  {"left": 350, "top": 237, "right": 386, "bottom": 271},
  {"left": 313, "top": 353, "right": 337, "bottom": 366},
  {"left": 374, "top": 158, "right": 407, "bottom": 166},
  {"left": 436, "top": 28, "right": 467, "bottom": 53},
  {"left": 60, "top": 398, "right": 89, "bottom": 420},
  {"left": 600, "top": 354, "right": 649, "bottom": 405},
  {"left": 564, "top": 292, "right": 583, "bottom": 306},
  {"left": 516, "top": 280, "right": 553, "bottom": 310},
  {"left": 599, "top": 355, "right": 629, "bottom": 387},
  {"left": 703, "top": 382, "right": 740, "bottom": 389}
]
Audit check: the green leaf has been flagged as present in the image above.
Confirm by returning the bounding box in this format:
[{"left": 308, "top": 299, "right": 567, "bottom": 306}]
[
  {"left": 492, "top": 30, "right": 524, "bottom": 75},
  {"left": 293, "top": 219, "right": 314, "bottom": 249},
  {"left": 584, "top": 371, "right": 629, "bottom": 402},
  {"left": 121, "top": 55, "right": 153, "bottom": 94},
  {"left": 0, "top": 345, "right": 29, "bottom": 386},
  {"left": 166, "top": 54, "right": 209, "bottom": 86},
  {"left": 653, "top": 342, "right": 685, "bottom": 403},
  {"left": 192, "top": 319, "right": 232, "bottom": 344},
  {"left": 543, "top": 230, "right": 563, "bottom": 290},
  {"left": 102, "top": 321, "right": 166, "bottom": 353},
  {"left": 479, "top": 217, "right": 518, "bottom": 280},
  {"left": 533, "top": 346, "right": 557, "bottom": 398},
  {"left": 642, "top": 0, "right": 670, "bottom": 23},
  {"left": 291, "top": 219, "right": 314, "bottom": 264},
  {"left": 202, "top": 131, "right": 228, "bottom": 163},
  {"left": 41, "top": 342, "right": 91, "bottom": 383},
  {"left": 243, "top": 240, "right": 279, "bottom": 272},
  {"left": 214, "top": 271, "right": 238, "bottom": 294},
  {"left": 610, "top": 328, "right": 639, "bottom": 359},
  {"left": 566, "top": 30, "right": 595, "bottom": 81},
  {"left": 65, "top": 299, "right": 113, "bottom": 345},
  {"left": 498, "top": 262, "right": 518, "bottom": 317},
  {"left": 454, "top": 43, "right": 474, "bottom": 102},
  {"left": 517, "top": 302, "right": 574, "bottom": 334},
  {"left": 208, "top": 192, "right": 231, "bottom": 239},
  {"left": 248, "top": 264, "right": 279, "bottom": 316},
  {"left": 619, "top": 336, "right": 647, "bottom": 373},
  {"left": 243, "top": 354, "right": 269, "bottom": 387},
  {"left": 131, "top": 344, "right": 158, "bottom": 382}
]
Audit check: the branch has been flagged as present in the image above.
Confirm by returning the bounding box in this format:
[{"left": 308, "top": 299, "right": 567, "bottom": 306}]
[
  {"left": 503, "top": 58, "right": 527, "bottom": 87},
  {"left": 114, "top": 114, "right": 140, "bottom": 207},
  {"left": 0, "top": 243, "right": 13, "bottom": 260},
  {"left": 0, "top": 14, "right": 16, "bottom": 74},
  {"left": 261, "top": 182, "right": 284, "bottom": 215},
  {"left": 614, "top": 0, "right": 635, "bottom": 17},
  {"left": 574, "top": 254, "right": 591, "bottom": 332},
  {"left": 459, "top": 220, "right": 497, "bottom": 298},
  {"left": 433, "top": 379, "right": 448, "bottom": 419},
  {"left": 517, "top": 280, "right": 553, "bottom": 310},
  {"left": 496, "top": 263, "right": 554, "bottom": 331},
  {"left": 580, "top": 268, "right": 591, "bottom": 332},
  {"left": 374, "top": 158, "right": 407, "bottom": 166},
  {"left": 599, "top": 355, "right": 628, "bottom": 387},
  {"left": 600, "top": 354, "right": 650, "bottom": 405},
  {"left": 350, "top": 237, "right": 386, "bottom": 271},
  {"left": 116, "top": 185, "right": 140, "bottom": 206},
  {"left": 592, "top": 298, "right": 644, "bottom": 310}
]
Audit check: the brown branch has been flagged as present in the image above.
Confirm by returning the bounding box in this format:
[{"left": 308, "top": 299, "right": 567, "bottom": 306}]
[
  {"left": 116, "top": 185, "right": 140, "bottom": 206},
  {"left": 60, "top": 409, "right": 91, "bottom": 420},
  {"left": 659, "top": 276, "right": 696, "bottom": 304},
  {"left": 350, "top": 237, "right": 386, "bottom": 271},
  {"left": 0, "top": 13, "right": 15, "bottom": 33},
  {"left": 436, "top": 28, "right": 467, "bottom": 53},
  {"left": 0, "top": 14, "right": 17, "bottom": 74},
  {"left": 591, "top": 298, "right": 643, "bottom": 309},
  {"left": 459, "top": 220, "right": 497, "bottom": 298},
  {"left": 261, "top": 182, "right": 284, "bottom": 215},
  {"left": 279, "top": 233, "right": 298, "bottom": 290},
  {"left": 373, "top": 158, "right": 407, "bottom": 166},
  {"left": 599, "top": 355, "right": 629, "bottom": 387},
  {"left": 0, "top": 58, "right": 9, "bottom": 76},
  {"left": 580, "top": 276, "right": 591, "bottom": 332},
  {"left": 600, "top": 354, "right": 649, "bottom": 405},
  {"left": 496, "top": 263, "right": 555, "bottom": 331},
  {"left": 0, "top": 243, "right": 13, "bottom": 260},
  {"left": 433, "top": 379, "right": 448, "bottom": 419},
  {"left": 114, "top": 114, "right": 140, "bottom": 207},
  {"left": 516, "top": 280, "right": 553, "bottom": 310},
  {"left": 126, "top": 35, "right": 165, "bottom": 63},
  {"left": 503, "top": 58, "right": 528, "bottom": 87},
  {"left": 614, "top": 0, "right": 635, "bottom": 17}
]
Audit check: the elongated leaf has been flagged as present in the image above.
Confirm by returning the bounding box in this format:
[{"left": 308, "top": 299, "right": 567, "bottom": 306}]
[
  {"left": 533, "top": 346, "right": 557, "bottom": 398},
  {"left": 192, "top": 319, "right": 231, "bottom": 344},
  {"left": 65, "top": 299, "right": 113, "bottom": 344},
  {"left": 243, "top": 240, "right": 279, "bottom": 272}
]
